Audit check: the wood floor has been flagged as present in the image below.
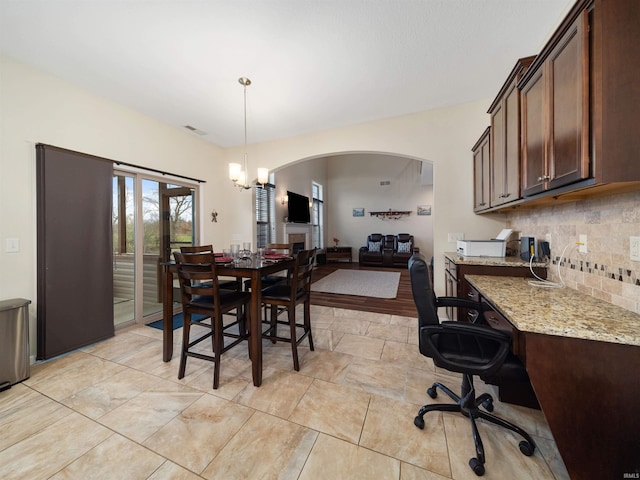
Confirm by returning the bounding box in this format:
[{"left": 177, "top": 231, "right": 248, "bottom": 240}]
[{"left": 310, "top": 261, "right": 417, "bottom": 318}]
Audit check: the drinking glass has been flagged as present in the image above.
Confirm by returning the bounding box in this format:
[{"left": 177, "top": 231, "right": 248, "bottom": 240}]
[{"left": 230, "top": 244, "right": 240, "bottom": 259}]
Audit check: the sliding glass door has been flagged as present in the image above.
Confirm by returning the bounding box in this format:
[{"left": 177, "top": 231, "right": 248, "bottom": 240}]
[
  {"left": 113, "top": 173, "right": 136, "bottom": 326},
  {"left": 113, "top": 171, "right": 197, "bottom": 327}
]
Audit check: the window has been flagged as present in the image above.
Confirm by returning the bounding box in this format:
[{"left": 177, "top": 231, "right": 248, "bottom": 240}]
[
  {"left": 256, "top": 182, "right": 276, "bottom": 248},
  {"left": 312, "top": 182, "right": 324, "bottom": 248}
]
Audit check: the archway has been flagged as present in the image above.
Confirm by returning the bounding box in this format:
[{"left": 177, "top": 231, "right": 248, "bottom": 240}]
[{"left": 270, "top": 151, "right": 434, "bottom": 261}]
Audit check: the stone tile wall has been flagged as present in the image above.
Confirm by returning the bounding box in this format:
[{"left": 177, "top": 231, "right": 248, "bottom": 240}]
[{"left": 506, "top": 190, "right": 640, "bottom": 314}]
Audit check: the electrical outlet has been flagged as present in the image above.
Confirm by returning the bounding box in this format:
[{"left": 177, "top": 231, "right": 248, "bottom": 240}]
[
  {"left": 631, "top": 236, "right": 640, "bottom": 261},
  {"left": 448, "top": 233, "right": 464, "bottom": 243},
  {"left": 579, "top": 234, "right": 587, "bottom": 254}
]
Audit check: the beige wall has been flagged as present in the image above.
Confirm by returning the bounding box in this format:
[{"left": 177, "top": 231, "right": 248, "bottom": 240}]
[
  {"left": 1, "top": 53, "right": 508, "bottom": 359},
  {"left": 506, "top": 190, "right": 640, "bottom": 314},
  {"left": 326, "top": 154, "right": 433, "bottom": 260}
]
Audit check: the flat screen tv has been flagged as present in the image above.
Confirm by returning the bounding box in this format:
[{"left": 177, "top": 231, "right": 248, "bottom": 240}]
[{"left": 287, "top": 191, "right": 311, "bottom": 223}]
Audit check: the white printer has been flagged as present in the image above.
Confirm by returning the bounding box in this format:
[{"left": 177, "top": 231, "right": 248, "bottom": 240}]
[{"left": 456, "top": 229, "right": 513, "bottom": 257}]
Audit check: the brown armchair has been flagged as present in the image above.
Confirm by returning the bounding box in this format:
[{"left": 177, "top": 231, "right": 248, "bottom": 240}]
[
  {"left": 359, "top": 233, "right": 384, "bottom": 266},
  {"left": 392, "top": 233, "right": 418, "bottom": 266}
]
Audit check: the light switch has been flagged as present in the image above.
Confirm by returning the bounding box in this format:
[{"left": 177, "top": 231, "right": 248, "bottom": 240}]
[
  {"left": 5, "top": 238, "right": 20, "bottom": 253},
  {"left": 631, "top": 236, "right": 640, "bottom": 261}
]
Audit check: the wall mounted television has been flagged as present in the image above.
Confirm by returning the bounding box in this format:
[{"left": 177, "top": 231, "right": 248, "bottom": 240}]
[{"left": 287, "top": 190, "right": 311, "bottom": 223}]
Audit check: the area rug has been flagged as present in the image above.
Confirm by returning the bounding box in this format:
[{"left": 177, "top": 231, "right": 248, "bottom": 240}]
[
  {"left": 311, "top": 269, "right": 401, "bottom": 299},
  {"left": 146, "top": 313, "right": 209, "bottom": 330}
]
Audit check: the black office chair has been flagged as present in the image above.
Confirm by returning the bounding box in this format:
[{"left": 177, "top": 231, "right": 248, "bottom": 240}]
[{"left": 408, "top": 253, "right": 536, "bottom": 476}]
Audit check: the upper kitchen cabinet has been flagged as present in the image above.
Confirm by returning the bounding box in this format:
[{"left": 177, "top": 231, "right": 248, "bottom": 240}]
[
  {"left": 520, "top": 7, "right": 589, "bottom": 197},
  {"left": 472, "top": 127, "right": 491, "bottom": 212},
  {"left": 488, "top": 56, "right": 536, "bottom": 207},
  {"left": 479, "top": 0, "right": 640, "bottom": 214},
  {"left": 592, "top": 0, "right": 640, "bottom": 184}
]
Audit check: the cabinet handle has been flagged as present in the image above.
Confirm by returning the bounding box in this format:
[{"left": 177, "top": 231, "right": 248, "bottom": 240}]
[
  {"left": 537, "top": 175, "right": 550, "bottom": 182},
  {"left": 467, "top": 292, "right": 475, "bottom": 298},
  {"left": 503, "top": 192, "right": 511, "bottom": 198}
]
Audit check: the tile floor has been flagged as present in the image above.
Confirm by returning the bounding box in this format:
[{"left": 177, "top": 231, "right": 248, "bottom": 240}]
[{"left": 0, "top": 306, "right": 569, "bottom": 480}]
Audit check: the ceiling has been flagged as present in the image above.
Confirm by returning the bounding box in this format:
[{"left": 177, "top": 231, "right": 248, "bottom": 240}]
[{"left": 0, "top": 0, "right": 573, "bottom": 148}]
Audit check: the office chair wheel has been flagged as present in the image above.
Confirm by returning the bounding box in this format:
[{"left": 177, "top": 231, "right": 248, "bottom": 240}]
[
  {"left": 414, "top": 415, "right": 425, "bottom": 430},
  {"left": 427, "top": 386, "right": 437, "bottom": 398},
  {"left": 519, "top": 440, "right": 534, "bottom": 456},
  {"left": 482, "top": 398, "right": 494, "bottom": 412},
  {"left": 469, "top": 457, "right": 485, "bottom": 476}
]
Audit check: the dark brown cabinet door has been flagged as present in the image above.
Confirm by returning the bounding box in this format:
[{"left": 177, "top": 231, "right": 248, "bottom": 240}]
[
  {"left": 472, "top": 127, "right": 490, "bottom": 212},
  {"left": 489, "top": 56, "right": 535, "bottom": 207},
  {"left": 521, "top": 69, "right": 547, "bottom": 196},
  {"left": 503, "top": 81, "right": 522, "bottom": 200},
  {"left": 521, "top": 9, "right": 589, "bottom": 197},
  {"left": 547, "top": 10, "right": 590, "bottom": 190},
  {"left": 491, "top": 95, "right": 524, "bottom": 206},
  {"left": 490, "top": 102, "right": 505, "bottom": 206}
]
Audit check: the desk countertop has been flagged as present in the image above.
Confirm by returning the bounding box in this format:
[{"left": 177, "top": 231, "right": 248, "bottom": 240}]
[
  {"left": 466, "top": 274, "right": 640, "bottom": 347},
  {"left": 444, "top": 252, "right": 547, "bottom": 268}
]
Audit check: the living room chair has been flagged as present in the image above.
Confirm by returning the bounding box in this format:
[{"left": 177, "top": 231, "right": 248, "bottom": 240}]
[
  {"left": 173, "top": 251, "right": 252, "bottom": 389},
  {"left": 358, "top": 233, "right": 384, "bottom": 265},
  {"left": 408, "top": 253, "right": 536, "bottom": 476},
  {"left": 260, "top": 248, "right": 316, "bottom": 371}
]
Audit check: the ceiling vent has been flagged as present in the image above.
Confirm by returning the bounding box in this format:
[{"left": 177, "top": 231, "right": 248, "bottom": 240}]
[
  {"left": 184, "top": 125, "right": 207, "bottom": 136},
  {"left": 379, "top": 180, "right": 391, "bottom": 186}
]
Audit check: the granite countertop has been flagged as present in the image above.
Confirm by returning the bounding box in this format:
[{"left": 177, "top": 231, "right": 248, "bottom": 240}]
[
  {"left": 444, "top": 252, "right": 547, "bottom": 268},
  {"left": 466, "top": 275, "right": 640, "bottom": 347}
]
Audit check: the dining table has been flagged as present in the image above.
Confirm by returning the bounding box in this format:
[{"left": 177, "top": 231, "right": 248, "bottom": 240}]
[{"left": 160, "top": 254, "right": 295, "bottom": 387}]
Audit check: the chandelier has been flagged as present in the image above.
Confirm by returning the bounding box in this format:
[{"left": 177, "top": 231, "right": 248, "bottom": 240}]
[{"left": 229, "top": 77, "right": 268, "bottom": 190}]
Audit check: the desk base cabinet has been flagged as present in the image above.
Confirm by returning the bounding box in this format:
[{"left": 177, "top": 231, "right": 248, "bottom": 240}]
[
  {"left": 444, "top": 257, "right": 546, "bottom": 322},
  {"left": 526, "top": 333, "right": 640, "bottom": 479}
]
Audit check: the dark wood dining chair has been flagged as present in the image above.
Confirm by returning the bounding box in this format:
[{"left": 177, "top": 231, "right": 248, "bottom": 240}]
[
  {"left": 260, "top": 248, "right": 316, "bottom": 371},
  {"left": 266, "top": 243, "right": 293, "bottom": 254},
  {"left": 173, "top": 251, "right": 252, "bottom": 389},
  {"left": 180, "top": 245, "right": 241, "bottom": 291},
  {"left": 243, "top": 242, "right": 294, "bottom": 292}
]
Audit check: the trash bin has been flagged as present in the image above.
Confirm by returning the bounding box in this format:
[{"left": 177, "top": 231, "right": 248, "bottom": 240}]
[{"left": 0, "top": 298, "right": 31, "bottom": 391}]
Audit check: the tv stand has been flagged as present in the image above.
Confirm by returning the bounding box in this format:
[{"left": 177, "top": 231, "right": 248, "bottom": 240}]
[{"left": 326, "top": 246, "right": 352, "bottom": 263}]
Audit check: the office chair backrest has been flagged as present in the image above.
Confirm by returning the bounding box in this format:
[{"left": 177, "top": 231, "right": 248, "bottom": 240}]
[{"left": 408, "top": 253, "right": 439, "bottom": 329}]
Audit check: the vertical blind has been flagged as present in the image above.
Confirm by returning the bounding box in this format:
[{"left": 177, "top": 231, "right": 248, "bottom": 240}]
[
  {"left": 255, "top": 184, "right": 276, "bottom": 248},
  {"left": 36, "top": 144, "right": 114, "bottom": 359}
]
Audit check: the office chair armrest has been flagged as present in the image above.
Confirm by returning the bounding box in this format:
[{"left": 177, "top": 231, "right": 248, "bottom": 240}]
[
  {"left": 420, "top": 322, "right": 512, "bottom": 377},
  {"left": 436, "top": 297, "right": 489, "bottom": 324},
  {"left": 436, "top": 296, "right": 485, "bottom": 311}
]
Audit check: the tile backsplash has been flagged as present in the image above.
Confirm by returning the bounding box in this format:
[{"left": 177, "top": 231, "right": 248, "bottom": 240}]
[{"left": 506, "top": 190, "right": 640, "bottom": 314}]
